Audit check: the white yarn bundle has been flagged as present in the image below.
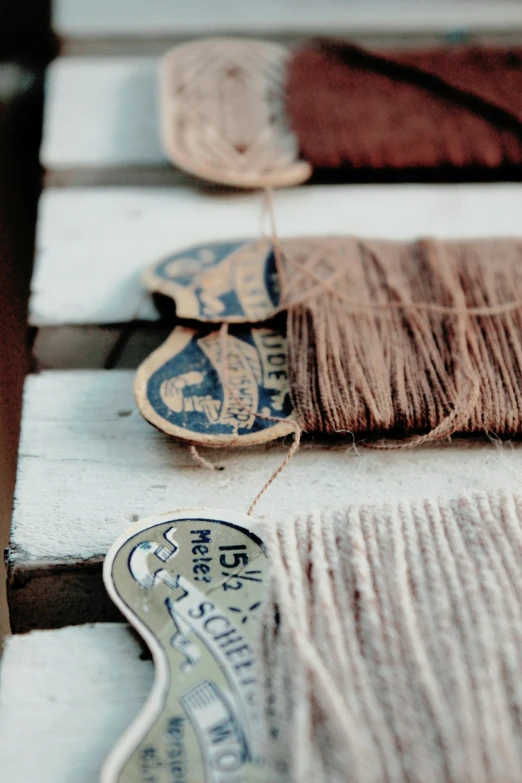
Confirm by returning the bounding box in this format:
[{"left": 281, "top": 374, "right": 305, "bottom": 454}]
[{"left": 258, "top": 491, "right": 522, "bottom": 782}]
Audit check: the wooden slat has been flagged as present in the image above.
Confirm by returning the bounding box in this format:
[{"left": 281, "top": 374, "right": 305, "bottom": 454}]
[
  {"left": 53, "top": 0, "right": 522, "bottom": 42},
  {"left": 8, "top": 369, "right": 522, "bottom": 631},
  {"left": 32, "top": 183, "right": 522, "bottom": 331},
  {"left": 44, "top": 53, "right": 522, "bottom": 181},
  {"left": 0, "top": 623, "right": 153, "bottom": 783},
  {"left": 41, "top": 52, "right": 522, "bottom": 180},
  {"left": 41, "top": 57, "right": 164, "bottom": 174}
]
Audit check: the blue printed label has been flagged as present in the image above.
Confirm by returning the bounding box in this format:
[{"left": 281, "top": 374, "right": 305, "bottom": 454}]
[
  {"left": 144, "top": 240, "right": 280, "bottom": 323},
  {"left": 136, "top": 326, "right": 294, "bottom": 445}
]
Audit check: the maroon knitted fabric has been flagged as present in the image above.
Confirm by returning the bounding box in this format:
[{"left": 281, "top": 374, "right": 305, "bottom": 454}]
[{"left": 286, "top": 42, "right": 522, "bottom": 170}]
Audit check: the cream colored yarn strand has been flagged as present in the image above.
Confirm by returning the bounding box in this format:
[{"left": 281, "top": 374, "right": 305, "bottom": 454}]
[{"left": 258, "top": 491, "right": 522, "bottom": 783}]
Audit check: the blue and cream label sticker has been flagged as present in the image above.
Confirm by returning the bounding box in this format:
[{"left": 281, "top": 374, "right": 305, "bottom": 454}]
[
  {"left": 101, "top": 508, "right": 268, "bottom": 783},
  {"left": 135, "top": 326, "right": 295, "bottom": 446},
  {"left": 143, "top": 240, "right": 280, "bottom": 323}
]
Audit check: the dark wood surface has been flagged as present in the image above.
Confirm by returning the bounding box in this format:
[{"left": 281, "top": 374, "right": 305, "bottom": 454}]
[{"left": 0, "top": 54, "right": 47, "bottom": 639}]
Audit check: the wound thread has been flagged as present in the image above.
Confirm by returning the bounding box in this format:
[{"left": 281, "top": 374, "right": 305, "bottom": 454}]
[
  {"left": 259, "top": 491, "right": 522, "bottom": 782},
  {"left": 277, "top": 236, "right": 522, "bottom": 442}
]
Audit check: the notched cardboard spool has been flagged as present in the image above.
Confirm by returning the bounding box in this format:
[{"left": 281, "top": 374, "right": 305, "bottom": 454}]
[
  {"left": 135, "top": 325, "right": 295, "bottom": 446},
  {"left": 102, "top": 508, "right": 268, "bottom": 783},
  {"left": 144, "top": 235, "right": 348, "bottom": 325},
  {"left": 143, "top": 239, "right": 280, "bottom": 324},
  {"left": 159, "top": 38, "right": 312, "bottom": 189}
]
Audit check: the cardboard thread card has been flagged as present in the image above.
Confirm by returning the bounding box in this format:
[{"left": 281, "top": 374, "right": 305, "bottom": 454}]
[
  {"left": 135, "top": 326, "right": 295, "bottom": 446},
  {"left": 144, "top": 240, "right": 280, "bottom": 324},
  {"left": 159, "top": 38, "right": 312, "bottom": 188},
  {"left": 102, "top": 508, "right": 269, "bottom": 783}
]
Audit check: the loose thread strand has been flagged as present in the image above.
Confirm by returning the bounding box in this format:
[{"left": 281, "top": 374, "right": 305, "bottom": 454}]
[
  {"left": 218, "top": 321, "right": 302, "bottom": 516},
  {"left": 189, "top": 444, "right": 216, "bottom": 471}
]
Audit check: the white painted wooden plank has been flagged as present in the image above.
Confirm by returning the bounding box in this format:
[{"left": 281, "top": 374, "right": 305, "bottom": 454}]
[
  {"left": 0, "top": 623, "right": 153, "bottom": 783},
  {"left": 53, "top": 0, "right": 522, "bottom": 39},
  {"left": 41, "top": 58, "right": 163, "bottom": 170},
  {"left": 41, "top": 50, "right": 522, "bottom": 172},
  {"left": 32, "top": 183, "right": 522, "bottom": 327},
  {"left": 11, "top": 369, "right": 522, "bottom": 569}
]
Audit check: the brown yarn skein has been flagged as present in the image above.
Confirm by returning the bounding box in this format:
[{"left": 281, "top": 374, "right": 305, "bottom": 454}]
[
  {"left": 276, "top": 237, "right": 522, "bottom": 443},
  {"left": 286, "top": 42, "right": 522, "bottom": 172}
]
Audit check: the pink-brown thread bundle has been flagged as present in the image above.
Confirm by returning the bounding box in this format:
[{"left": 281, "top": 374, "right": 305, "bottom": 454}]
[
  {"left": 276, "top": 236, "right": 522, "bottom": 444},
  {"left": 258, "top": 491, "right": 522, "bottom": 782}
]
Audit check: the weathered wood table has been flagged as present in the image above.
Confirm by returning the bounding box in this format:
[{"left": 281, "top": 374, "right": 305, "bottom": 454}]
[{"left": 4, "top": 2, "right": 522, "bottom": 781}]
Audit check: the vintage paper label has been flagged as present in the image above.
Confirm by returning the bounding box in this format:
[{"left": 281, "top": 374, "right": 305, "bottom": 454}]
[
  {"left": 134, "top": 326, "right": 295, "bottom": 446},
  {"left": 102, "top": 508, "right": 269, "bottom": 783},
  {"left": 143, "top": 241, "right": 279, "bottom": 323}
]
